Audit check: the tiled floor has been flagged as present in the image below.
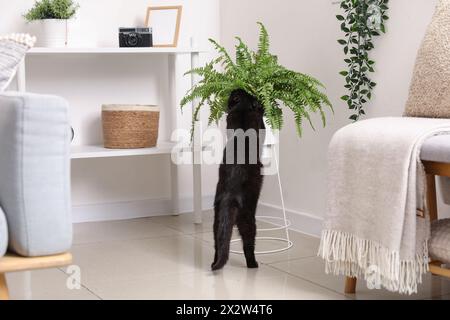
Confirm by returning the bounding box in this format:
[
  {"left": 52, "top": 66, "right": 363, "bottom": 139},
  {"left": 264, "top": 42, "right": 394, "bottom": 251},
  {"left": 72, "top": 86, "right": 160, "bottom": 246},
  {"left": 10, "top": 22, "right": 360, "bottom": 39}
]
[{"left": 5, "top": 212, "right": 450, "bottom": 300}]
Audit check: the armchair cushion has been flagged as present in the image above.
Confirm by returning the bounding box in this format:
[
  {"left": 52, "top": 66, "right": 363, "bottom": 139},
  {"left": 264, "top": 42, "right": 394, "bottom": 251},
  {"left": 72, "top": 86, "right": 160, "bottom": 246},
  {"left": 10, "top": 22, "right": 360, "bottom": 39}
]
[
  {"left": 0, "top": 92, "right": 72, "bottom": 257},
  {"left": 421, "top": 135, "right": 450, "bottom": 163},
  {"left": 0, "top": 207, "right": 7, "bottom": 257},
  {"left": 430, "top": 219, "right": 450, "bottom": 264},
  {"left": 421, "top": 135, "right": 450, "bottom": 205}
]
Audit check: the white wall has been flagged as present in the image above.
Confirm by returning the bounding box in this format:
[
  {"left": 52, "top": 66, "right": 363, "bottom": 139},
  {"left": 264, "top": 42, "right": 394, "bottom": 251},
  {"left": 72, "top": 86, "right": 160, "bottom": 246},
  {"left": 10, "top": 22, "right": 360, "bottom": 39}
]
[
  {"left": 1, "top": 0, "right": 220, "bottom": 221},
  {"left": 220, "top": 0, "right": 450, "bottom": 225},
  {"left": 2, "top": 0, "right": 448, "bottom": 227}
]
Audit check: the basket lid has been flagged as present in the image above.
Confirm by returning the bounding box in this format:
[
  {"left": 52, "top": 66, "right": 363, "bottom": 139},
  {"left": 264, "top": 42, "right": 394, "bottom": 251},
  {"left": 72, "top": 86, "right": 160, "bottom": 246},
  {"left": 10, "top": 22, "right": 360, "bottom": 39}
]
[{"left": 102, "top": 105, "right": 159, "bottom": 112}]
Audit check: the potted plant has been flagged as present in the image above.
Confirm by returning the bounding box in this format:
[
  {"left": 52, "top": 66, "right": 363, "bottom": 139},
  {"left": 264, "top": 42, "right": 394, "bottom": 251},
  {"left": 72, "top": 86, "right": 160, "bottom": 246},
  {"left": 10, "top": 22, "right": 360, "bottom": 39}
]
[
  {"left": 24, "top": 0, "right": 79, "bottom": 47},
  {"left": 181, "top": 23, "right": 332, "bottom": 139}
]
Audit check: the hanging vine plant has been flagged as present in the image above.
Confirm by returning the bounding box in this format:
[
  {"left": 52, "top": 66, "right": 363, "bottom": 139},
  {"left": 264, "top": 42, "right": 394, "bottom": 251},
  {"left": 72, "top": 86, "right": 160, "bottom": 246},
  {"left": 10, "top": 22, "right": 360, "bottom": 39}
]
[{"left": 337, "top": 0, "right": 389, "bottom": 121}]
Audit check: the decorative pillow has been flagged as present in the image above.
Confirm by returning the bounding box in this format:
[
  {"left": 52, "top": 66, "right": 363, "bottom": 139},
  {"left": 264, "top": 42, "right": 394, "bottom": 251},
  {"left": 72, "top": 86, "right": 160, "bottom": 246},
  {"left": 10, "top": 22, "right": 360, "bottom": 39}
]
[
  {"left": 429, "top": 219, "right": 450, "bottom": 265},
  {"left": 404, "top": 0, "right": 450, "bottom": 118},
  {"left": 0, "top": 33, "right": 36, "bottom": 92}
]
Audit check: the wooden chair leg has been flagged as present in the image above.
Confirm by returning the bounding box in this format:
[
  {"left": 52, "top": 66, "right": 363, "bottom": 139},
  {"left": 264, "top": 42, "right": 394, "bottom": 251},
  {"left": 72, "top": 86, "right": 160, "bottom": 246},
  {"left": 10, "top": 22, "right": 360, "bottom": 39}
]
[
  {"left": 345, "top": 277, "right": 357, "bottom": 294},
  {"left": 0, "top": 273, "right": 9, "bottom": 300},
  {"left": 426, "top": 174, "right": 438, "bottom": 222},
  {"left": 430, "top": 261, "right": 450, "bottom": 278}
]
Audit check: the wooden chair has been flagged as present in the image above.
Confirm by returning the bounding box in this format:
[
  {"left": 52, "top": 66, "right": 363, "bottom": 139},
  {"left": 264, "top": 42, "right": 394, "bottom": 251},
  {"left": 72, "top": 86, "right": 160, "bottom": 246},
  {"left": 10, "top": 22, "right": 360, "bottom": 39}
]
[
  {"left": 0, "top": 252, "right": 72, "bottom": 300},
  {"left": 345, "top": 160, "right": 450, "bottom": 294}
]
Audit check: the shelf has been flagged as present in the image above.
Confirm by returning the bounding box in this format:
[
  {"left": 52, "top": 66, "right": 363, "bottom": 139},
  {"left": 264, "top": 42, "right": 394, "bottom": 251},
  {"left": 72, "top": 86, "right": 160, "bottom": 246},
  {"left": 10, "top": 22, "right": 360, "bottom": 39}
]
[
  {"left": 71, "top": 142, "right": 175, "bottom": 159},
  {"left": 28, "top": 47, "right": 203, "bottom": 55}
]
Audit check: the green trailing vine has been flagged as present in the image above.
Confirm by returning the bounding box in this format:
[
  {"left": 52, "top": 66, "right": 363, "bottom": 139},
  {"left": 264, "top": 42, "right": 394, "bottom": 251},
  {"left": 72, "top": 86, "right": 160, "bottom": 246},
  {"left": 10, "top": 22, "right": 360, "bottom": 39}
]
[
  {"left": 337, "top": 0, "right": 389, "bottom": 121},
  {"left": 181, "top": 23, "right": 332, "bottom": 138}
]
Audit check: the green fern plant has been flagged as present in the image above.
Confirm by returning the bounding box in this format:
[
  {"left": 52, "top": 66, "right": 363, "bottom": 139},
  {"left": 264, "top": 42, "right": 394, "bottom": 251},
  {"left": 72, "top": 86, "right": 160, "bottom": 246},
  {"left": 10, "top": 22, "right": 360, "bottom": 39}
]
[{"left": 181, "top": 23, "right": 332, "bottom": 137}]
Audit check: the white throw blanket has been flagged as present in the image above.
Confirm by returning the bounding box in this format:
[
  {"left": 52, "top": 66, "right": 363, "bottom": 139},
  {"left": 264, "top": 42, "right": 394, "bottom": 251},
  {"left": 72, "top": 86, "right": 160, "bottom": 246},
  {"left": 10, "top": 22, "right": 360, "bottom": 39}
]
[{"left": 318, "top": 117, "right": 450, "bottom": 295}]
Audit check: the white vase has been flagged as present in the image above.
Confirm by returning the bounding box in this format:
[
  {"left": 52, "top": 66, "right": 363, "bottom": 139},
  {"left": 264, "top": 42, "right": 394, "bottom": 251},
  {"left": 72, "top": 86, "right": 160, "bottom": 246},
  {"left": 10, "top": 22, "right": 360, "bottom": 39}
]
[{"left": 37, "top": 19, "right": 68, "bottom": 47}]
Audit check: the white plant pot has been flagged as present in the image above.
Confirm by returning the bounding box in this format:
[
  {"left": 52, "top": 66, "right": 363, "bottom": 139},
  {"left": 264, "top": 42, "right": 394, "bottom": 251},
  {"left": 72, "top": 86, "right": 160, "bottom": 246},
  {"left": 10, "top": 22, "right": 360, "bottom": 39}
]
[{"left": 37, "top": 19, "right": 68, "bottom": 47}]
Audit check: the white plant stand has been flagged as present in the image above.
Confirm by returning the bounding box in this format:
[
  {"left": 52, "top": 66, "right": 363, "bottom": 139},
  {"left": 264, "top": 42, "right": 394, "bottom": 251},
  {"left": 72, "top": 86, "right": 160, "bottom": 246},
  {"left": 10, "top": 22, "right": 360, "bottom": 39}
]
[
  {"left": 230, "top": 134, "right": 293, "bottom": 255},
  {"left": 16, "top": 47, "right": 204, "bottom": 224}
]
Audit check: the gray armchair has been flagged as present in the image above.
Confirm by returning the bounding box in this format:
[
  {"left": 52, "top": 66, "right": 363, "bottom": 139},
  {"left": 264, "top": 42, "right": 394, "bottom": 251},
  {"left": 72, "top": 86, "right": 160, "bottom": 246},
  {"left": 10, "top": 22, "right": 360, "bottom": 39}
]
[{"left": 0, "top": 92, "right": 73, "bottom": 299}]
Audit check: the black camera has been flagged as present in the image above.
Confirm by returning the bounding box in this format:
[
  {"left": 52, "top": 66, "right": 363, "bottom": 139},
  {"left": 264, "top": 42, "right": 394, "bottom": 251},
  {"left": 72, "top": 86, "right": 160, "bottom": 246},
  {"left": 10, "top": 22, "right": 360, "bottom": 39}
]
[{"left": 119, "top": 27, "right": 153, "bottom": 47}]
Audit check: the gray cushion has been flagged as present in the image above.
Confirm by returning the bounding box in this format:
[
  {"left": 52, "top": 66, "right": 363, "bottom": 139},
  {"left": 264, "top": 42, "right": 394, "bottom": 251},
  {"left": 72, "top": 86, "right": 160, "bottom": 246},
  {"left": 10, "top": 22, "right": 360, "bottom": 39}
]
[
  {"left": 0, "top": 206, "right": 7, "bottom": 257},
  {"left": 0, "top": 92, "right": 72, "bottom": 256},
  {"left": 430, "top": 219, "right": 450, "bottom": 264},
  {"left": 421, "top": 135, "right": 450, "bottom": 163}
]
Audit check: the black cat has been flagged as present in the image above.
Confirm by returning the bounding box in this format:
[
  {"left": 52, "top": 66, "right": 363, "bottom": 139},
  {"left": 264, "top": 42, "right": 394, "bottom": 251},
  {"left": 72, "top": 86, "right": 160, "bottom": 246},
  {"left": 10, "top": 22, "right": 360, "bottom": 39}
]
[{"left": 211, "top": 89, "right": 266, "bottom": 271}]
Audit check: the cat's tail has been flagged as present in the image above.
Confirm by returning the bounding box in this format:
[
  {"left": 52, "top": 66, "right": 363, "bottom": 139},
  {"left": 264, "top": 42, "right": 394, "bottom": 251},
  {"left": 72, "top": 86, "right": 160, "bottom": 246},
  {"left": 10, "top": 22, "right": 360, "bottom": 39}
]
[{"left": 211, "top": 201, "right": 238, "bottom": 271}]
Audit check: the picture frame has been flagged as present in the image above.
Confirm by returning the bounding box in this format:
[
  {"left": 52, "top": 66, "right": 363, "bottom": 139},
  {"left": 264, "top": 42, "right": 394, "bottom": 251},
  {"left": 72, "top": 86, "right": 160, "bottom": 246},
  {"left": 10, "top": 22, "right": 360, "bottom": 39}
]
[{"left": 145, "top": 6, "right": 183, "bottom": 48}]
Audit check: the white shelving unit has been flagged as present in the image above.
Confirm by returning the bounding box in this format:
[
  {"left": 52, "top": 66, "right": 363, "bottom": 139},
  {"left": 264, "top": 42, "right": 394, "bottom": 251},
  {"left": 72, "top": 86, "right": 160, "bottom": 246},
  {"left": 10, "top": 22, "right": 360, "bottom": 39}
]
[
  {"left": 28, "top": 47, "right": 200, "bottom": 54},
  {"left": 70, "top": 142, "right": 175, "bottom": 159},
  {"left": 17, "top": 46, "right": 204, "bottom": 224}
]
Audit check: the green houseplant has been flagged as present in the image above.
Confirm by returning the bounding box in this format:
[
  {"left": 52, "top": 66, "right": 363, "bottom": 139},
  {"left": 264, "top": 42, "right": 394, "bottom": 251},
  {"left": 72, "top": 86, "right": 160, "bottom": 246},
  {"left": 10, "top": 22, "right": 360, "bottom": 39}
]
[
  {"left": 24, "top": 0, "right": 80, "bottom": 47},
  {"left": 181, "top": 23, "right": 332, "bottom": 137},
  {"left": 337, "top": 0, "right": 389, "bottom": 121}
]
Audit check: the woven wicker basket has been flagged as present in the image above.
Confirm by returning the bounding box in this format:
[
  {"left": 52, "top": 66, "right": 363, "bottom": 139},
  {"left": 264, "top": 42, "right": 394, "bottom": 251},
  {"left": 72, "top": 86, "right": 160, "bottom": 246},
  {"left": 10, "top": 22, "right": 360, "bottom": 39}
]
[{"left": 102, "top": 105, "right": 160, "bottom": 149}]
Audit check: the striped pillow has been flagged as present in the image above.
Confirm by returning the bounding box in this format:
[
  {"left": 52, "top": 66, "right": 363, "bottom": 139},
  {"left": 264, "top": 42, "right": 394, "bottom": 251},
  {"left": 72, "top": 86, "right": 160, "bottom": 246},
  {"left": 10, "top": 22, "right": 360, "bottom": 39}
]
[{"left": 0, "top": 34, "right": 36, "bottom": 92}]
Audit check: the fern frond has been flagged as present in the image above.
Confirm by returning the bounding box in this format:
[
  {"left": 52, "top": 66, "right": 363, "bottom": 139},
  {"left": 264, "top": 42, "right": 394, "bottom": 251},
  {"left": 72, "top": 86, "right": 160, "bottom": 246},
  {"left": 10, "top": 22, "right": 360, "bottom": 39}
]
[
  {"left": 209, "top": 38, "right": 235, "bottom": 70},
  {"left": 208, "top": 97, "right": 226, "bottom": 126},
  {"left": 293, "top": 109, "right": 304, "bottom": 137},
  {"left": 235, "top": 37, "right": 253, "bottom": 68},
  {"left": 256, "top": 22, "right": 270, "bottom": 59}
]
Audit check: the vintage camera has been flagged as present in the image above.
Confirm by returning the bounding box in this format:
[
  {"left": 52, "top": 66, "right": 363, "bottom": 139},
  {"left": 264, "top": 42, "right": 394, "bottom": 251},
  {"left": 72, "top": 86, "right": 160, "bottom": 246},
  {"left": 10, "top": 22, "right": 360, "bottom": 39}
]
[{"left": 119, "top": 27, "right": 153, "bottom": 47}]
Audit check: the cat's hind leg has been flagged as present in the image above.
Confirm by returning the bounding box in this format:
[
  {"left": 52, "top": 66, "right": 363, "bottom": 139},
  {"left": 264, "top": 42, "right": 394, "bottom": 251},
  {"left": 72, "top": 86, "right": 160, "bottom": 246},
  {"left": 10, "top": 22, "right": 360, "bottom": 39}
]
[
  {"left": 236, "top": 213, "right": 258, "bottom": 268},
  {"left": 211, "top": 201, "right": 238, "bottom": 271},
  {"left": 212, "top": 211, "right": 219, "bottom": 266}
]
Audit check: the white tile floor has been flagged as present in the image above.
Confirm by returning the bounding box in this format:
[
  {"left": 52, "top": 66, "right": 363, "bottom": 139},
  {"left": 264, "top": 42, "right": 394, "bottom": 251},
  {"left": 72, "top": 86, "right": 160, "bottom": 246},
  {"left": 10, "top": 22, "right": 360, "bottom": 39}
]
[{"left": 5, "top": 212, "right": 450, "bottom": 300}]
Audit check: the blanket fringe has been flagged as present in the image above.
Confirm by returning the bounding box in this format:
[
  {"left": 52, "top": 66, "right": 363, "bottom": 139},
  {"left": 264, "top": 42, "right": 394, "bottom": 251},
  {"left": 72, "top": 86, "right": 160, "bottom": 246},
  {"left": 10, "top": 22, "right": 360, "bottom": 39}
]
[{"left": 318, "top": 229, "right": 429, "bottom": 295}]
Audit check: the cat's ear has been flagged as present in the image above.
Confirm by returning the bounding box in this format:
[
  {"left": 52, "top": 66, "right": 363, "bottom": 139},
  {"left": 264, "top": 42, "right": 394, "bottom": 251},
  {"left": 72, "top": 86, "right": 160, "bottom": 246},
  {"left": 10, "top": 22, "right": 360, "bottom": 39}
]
[{"left": 228, "top": 92, "right": 241, "bottom": 111}]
